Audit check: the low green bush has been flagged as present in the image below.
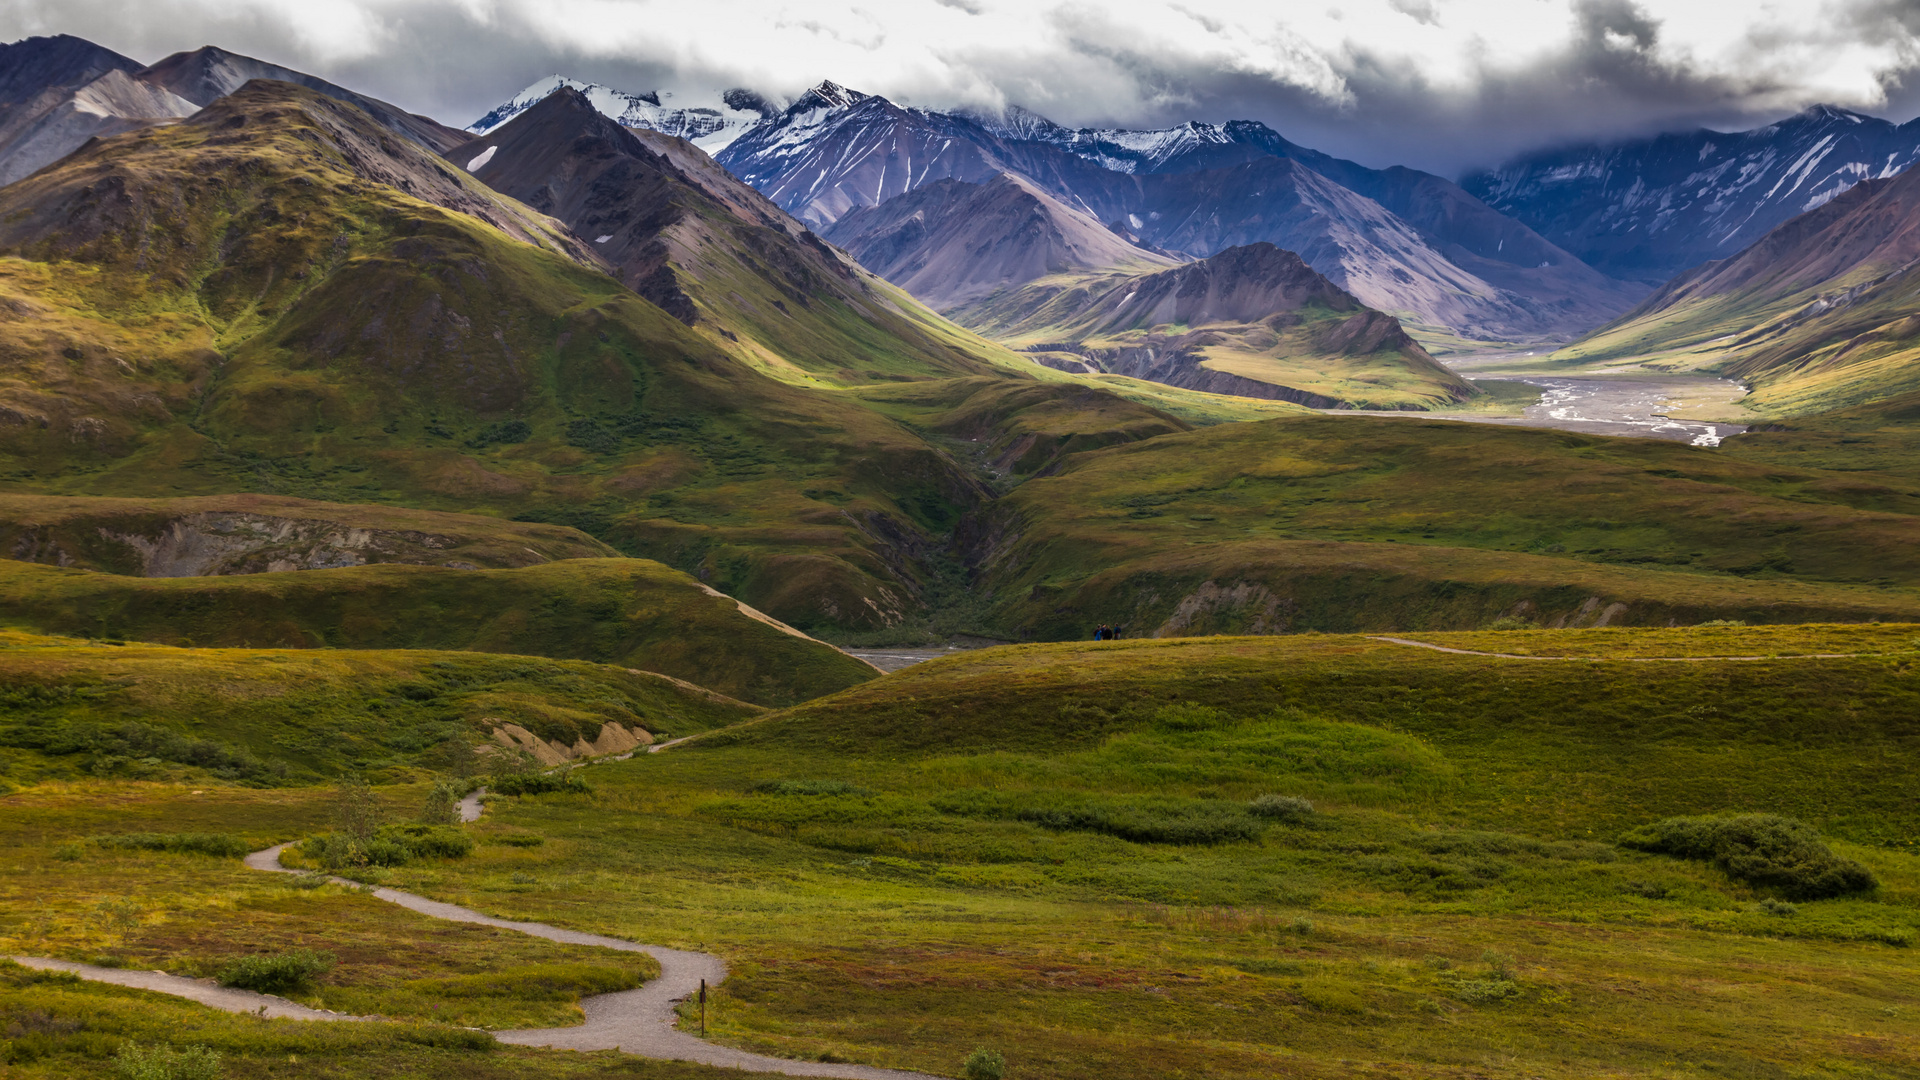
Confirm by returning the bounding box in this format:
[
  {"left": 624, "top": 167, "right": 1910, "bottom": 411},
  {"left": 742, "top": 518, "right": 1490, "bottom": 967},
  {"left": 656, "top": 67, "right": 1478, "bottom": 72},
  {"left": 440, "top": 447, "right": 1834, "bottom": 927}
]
[
  {"left": 112, "top": 1042, "right": 222, "bottom": 1080},
  {"left": 300, "top": 824, "right": 472, "bottom": 868},
  {"left": 1249, "top": 795, "right": 1314, "bottom": 821},
  {"left": 216, "top": 950, "right": 336, "bottom": 995},
  {"left": 1014, "top": 801, "right": 1263, "bottom": 845},
  {"left": 1619, "top": 814, "right": 1876, "bottom": 899},
  {"left": 750, "top": 779, "right": 869, "bottom": 796},
  {"left": 489, "top": 769, "right": 591, "bottom": 796},
  {"left": 90, "top": 833, "right": 250, "bottom": 858},
  {"left": 964, "top": 1047, "right": 1006, "bottom": 1080},
  {"left": 378, "top": 824, "right": 473, "bottom": 859}
]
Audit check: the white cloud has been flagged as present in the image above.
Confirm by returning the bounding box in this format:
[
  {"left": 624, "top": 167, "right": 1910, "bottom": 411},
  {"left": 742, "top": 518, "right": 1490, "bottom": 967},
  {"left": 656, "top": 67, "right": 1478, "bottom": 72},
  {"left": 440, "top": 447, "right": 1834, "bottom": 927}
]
[{"left": 8, "top": 0, "right": 1920, "bottom": 173}]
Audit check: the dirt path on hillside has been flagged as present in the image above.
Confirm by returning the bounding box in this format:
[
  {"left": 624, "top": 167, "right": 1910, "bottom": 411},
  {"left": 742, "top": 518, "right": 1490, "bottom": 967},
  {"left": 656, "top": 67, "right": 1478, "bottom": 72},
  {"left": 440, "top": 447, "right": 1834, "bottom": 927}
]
[
  {"left": 12, "top": 824, "right": 940, "bottom": 1078},
  {"left": 1370, "top": 636, "right": 1867, "bottom": 661}
]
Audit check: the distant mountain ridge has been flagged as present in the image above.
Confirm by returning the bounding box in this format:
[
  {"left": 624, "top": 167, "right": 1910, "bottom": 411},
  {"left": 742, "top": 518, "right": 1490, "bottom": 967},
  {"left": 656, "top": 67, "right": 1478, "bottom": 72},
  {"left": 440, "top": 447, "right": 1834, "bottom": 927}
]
[
  {"left": 822, "top": 172, "right": 1179, "bottom": 310},
  {"left": 1465, "top": 104, "right": 1920, "bottom": 284},
  {"left": 467, "top": 75, "right": 782, "bottom": 151}
]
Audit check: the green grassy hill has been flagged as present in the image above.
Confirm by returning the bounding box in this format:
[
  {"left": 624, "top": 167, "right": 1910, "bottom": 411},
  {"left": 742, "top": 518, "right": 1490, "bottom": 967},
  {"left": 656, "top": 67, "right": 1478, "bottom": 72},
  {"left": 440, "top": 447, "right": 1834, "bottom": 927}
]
[
  {"left": 0, "top": 557, "right": 876, "bottom": 706},
  {"left": 323, "top": 628, "right": 1915, "bottom": 1078},
  {"left": 952, "top": 244, "right": 1477, "bottom": 410},
  {"left": 969, "top": 413, "right": 1920, "bottom": 638},
  {"left": 0, "top": 630, "right": 760, "bottom": 786},
  {"left": 0, "top": 492, "right": 618, "bottom": 574}
]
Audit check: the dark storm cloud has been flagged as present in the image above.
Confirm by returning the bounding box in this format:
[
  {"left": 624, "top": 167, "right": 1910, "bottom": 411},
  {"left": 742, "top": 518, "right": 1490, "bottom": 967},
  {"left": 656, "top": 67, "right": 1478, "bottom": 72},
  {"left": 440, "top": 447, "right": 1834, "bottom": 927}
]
[{"left": 4, "top": 0, "right": 1919, "bottom": 176}]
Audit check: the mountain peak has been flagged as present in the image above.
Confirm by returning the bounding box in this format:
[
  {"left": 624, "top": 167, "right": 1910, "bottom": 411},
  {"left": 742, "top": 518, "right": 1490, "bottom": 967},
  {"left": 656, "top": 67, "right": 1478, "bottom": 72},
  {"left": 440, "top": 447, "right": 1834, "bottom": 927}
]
[
  {"left": 793, "top": 79, "right": 868, "bottom": 112},
  {"left": 1789, "top": 103, "right": 1873, "bottom": 126}
]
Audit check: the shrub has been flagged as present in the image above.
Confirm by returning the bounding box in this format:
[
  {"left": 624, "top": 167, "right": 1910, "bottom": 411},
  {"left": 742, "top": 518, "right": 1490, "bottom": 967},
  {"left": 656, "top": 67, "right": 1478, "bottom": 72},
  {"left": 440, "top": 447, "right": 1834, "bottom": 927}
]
[
  {"left": 302, "top": 823, "right": 471, "bottom": 868},
  {"left": 1249, "top": 795, "right": 1314, "bottom": 822},
  {"left": 112, "top": 1042, "right": 222, "bottom": 1080},
  {"left": 90, "top": 833, "right": 250, "bottom": 858},
  {"left": 468, "top": 419, "right": 531, "bottom": 447},
  {"left": 490, "top": 769, "right": 591, "bottom": 797},
  {"left": 1759, "top": 898, "right": 1798, "bottom": 917},
  {"left": 420, "top": 780, "right": 464, "bottom": 826},
  {"left": 215, "top": 949, "right": 336, "bottom": 995},
  {"left": 378, "top": 823, "right": 473, "bottom": 859},
  {"left": 332, "top": 774, "right": 384, "bottom": 847},
  {"left": 750, "top": 779, "right": 868, "bottom": 797},
  {"left": 1619, "top": 814, "right": 1876, "bottom": 899},
  {"left": 1016, "top": 802, "right": 1263, "bottom": 845},
  {"left": 963, "top": 1047, "right": 1006, "bottom": 1080}
]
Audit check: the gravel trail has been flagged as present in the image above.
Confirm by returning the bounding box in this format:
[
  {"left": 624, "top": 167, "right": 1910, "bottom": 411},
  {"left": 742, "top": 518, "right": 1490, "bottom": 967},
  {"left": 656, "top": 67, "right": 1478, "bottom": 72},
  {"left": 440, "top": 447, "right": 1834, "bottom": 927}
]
[
  {"left": 13, "top": 808, "right": 941, "bottom": 1078},
  {"left": 1370, "top": 636, "right": 1866, "bottom": 661}
]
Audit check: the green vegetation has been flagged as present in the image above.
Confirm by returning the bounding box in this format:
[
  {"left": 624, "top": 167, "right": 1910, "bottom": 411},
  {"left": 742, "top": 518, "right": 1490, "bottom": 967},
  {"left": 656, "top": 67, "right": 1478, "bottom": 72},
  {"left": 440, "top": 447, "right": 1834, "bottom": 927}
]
[
  {"left": 335, "top": 628, "right": 1917, "bottom": 1078},
  {"left": 216, "top": 948, "right": 338, "bottom": 995},
  {"left": 973, "top": 412, "right": 1920, "bottom": 638},
  {"left": 1620, "top": 814, "right": 1878, "bottom": 899},
  {"left": 88, "top": 834, "right": 251, "bottom": 859},
  {"left": 1, "top": 628, "right": 1917, "bottom": 1077},
  {"left": 112, "top": 1042, "right": 223, "bottom": 1080},
  {"left": 0, "top": 632, "right": 757, "bottom": 786},
  {"left": 0, "top": 558, "right": 872, "bottom": 706}
]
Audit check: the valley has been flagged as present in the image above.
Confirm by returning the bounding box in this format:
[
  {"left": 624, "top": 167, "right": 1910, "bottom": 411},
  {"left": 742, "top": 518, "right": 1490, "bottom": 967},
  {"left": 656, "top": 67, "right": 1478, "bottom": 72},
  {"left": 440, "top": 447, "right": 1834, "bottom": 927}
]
[{"left": 0, "top": 21, "right": 1917, "bottom": 1080}]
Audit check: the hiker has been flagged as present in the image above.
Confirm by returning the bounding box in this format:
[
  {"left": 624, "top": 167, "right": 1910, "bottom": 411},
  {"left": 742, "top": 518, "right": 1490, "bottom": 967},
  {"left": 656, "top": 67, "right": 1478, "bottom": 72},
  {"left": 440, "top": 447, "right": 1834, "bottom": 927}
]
[{"left": 1095, "top": 623, "right": 1111, "bottom": 641}]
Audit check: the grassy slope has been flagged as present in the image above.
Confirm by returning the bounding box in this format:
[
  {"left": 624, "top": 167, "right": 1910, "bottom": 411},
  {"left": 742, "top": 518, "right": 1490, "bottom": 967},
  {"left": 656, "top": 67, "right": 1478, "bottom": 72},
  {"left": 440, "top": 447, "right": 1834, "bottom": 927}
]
[
  {"left": 344, "top": 628, "right": 1919, "bottom": 1079},
  {"left": 954, "top": 269, "right": 1475, "bottom": 410},
  {"left": 0, "top": 630, "right": 760, "bottom": 785},
  {"left": 0, "top": 492, "right": 618, "bottom": 573},
  {"left": 0, "top": 559, "right": 875, "bottom": 707},
  {"left": 972, "top": 413, "right": 1920, "bottom": 639}
]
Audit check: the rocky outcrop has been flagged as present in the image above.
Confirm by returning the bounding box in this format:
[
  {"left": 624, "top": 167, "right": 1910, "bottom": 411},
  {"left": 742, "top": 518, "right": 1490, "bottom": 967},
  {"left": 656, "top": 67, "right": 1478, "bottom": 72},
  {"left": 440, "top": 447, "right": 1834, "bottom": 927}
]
[{"left": 485, "top": 721, "right": 655, "bottom": 766}]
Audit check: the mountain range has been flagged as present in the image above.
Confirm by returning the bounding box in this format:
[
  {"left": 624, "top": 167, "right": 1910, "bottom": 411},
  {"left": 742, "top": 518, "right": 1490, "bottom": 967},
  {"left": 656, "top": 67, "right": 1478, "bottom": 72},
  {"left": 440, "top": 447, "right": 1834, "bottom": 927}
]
[
  {"left": 487, "top": 75, "right": 1647, "bottom": 343},
  {"left": 1466, "top": 104, "right": 1920, "bottom": 285},
  {"left": 3, "top": 31, "right": 1920, "bottom": 647}
]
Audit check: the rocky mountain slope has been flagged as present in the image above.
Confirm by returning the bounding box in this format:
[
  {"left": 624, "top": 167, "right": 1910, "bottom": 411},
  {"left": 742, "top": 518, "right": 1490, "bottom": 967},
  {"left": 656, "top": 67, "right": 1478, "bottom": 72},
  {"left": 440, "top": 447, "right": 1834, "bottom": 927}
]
[
  {"left": 448, "top": 86, "right": 1001, "bottom": 383},
  {"left": 1465, "top": 105, "right": 1920, "bottom": 285},
  {"left": 0, "top": 68, "right": 197, "bottom": 186},
  {"left": 686, "top": 82, "right": 1644, "bottom": 342},
  {"left": 1561, "top": 159, "right": 1920, "bottom": 413},
  {"left": 821, "top": 172, "right": 1178, "bottom": 310},
  {"left": 0, "top": 38, "right": 474, "bottom": 195}
]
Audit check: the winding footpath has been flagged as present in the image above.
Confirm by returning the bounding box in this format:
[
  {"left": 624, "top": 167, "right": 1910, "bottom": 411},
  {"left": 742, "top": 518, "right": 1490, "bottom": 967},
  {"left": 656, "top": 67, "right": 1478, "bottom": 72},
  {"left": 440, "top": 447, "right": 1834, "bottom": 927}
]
[
  {"left": 10, "top": 790, "right": 941, "bottom": 1080},
  {"left": 1369, "top": 636, "right": 1870, "bottom": 662}
]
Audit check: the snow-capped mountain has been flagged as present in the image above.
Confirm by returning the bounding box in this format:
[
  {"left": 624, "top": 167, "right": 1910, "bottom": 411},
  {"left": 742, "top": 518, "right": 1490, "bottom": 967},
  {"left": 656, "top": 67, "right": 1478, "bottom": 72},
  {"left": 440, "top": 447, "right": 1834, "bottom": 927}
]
[
  {"left": 713, "top": 82, "right": 1643, "bottom": 341},
  {"left": 467, "top": 75, "right": 782, "bottom": 151},
  {"left": 1463, "top": 105, "right": 1920, "bottom": 284}
]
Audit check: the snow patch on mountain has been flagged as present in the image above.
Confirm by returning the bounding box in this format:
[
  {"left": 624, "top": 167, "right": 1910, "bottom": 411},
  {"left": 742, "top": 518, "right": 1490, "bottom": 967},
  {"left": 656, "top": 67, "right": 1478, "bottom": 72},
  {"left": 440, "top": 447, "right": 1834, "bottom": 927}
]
[{"left": 468, "top": 75, "right": 783, "bottom": 151}]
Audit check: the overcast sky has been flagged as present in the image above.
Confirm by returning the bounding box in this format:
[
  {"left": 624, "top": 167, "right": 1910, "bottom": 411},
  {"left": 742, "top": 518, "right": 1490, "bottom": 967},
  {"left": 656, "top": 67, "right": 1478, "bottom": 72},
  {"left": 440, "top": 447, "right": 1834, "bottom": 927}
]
[{"left": 8, "top": 0, "right": 1920, "bottom": 175}]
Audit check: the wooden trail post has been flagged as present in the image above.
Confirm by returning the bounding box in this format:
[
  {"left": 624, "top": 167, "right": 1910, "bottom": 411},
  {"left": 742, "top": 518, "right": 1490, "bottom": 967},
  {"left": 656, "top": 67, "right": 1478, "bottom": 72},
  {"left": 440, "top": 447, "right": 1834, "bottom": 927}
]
[{"left": 699, "top": 978, "right": 707, "bottom": 1037}]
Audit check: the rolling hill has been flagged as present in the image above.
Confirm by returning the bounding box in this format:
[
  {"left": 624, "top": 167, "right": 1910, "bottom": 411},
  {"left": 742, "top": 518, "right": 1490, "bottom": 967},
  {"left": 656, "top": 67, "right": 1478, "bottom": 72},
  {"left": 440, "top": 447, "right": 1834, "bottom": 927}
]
[{"left": 948, "top": 241, "right": 1475, "bottom": 409}]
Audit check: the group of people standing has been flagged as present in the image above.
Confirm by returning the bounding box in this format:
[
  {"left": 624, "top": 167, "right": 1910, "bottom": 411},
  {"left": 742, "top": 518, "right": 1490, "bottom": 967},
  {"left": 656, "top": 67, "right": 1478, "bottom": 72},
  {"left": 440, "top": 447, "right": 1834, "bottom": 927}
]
[{"left": 1092, "top": 623, "right": 1120, "bottom": 641}]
